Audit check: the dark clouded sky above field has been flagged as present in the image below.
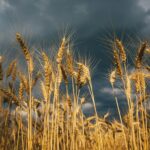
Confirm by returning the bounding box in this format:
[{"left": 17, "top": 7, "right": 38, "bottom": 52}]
[
  {"left": 1, "top": 0, "right": 150, "bottom": 42},
  {"left": 0, "top": 0, "right": 150, "bottom": 117}
]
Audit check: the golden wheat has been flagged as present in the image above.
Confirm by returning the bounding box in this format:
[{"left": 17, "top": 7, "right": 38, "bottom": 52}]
[
  {"left": 0, "top": 34, "right": 149, "bottom": 150},
  {"left": 113, "top": 50, "right": 123, "bottom": 78},
  {"left": 115, "top": 39, "right": 126, "bottom": 62}
]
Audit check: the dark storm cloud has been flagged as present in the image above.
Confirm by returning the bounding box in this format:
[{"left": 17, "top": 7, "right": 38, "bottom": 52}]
[{"left": 0, "top": 0, "right": 149, "bottom": 43}]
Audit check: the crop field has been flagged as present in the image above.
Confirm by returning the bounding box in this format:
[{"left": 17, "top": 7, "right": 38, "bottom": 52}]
[{"left": 0, "top": 33, "right": 149, "bottom": 150}]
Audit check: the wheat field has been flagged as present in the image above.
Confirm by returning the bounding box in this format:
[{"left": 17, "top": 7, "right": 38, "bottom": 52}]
[{"left": 0, "top": 33, "right": 149, "bottom": 150}]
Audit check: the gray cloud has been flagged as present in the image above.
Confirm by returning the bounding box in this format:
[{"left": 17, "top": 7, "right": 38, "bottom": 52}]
[{"left": 0, "top": 0, "right": 149, "bottom": 42}]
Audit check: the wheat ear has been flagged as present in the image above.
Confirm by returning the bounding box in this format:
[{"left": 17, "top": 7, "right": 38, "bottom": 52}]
[
  {"left": 135, "top": 42, "right": 147, "bottom": 69},
  {"left": 115, "top": 39, "right": 126, "bottom": 62}
]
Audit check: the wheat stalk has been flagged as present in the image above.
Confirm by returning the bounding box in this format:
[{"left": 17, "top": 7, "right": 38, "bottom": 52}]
[
  {"left": 18, "top": 82, "right": 24, "bottom": 100},
  {"left": 113, "top": 50, "right": 123, "bottom": 78},
  {"left": 66, "top": 45, "right": 74, "bottom": 76},
  {"left": 16, "top": 33, "right": 31, "bottom": 62},
  {"left": 0, "top": 88, "right": 19, "bottom": 105},
  {"left": 135, "top": 42, "right": 147, "bottom": 69},
  {"left": 76, "top": 62, "right": 90, "bottom": 88},
  {"left": 6, "top": 59, "right": 17, "bottom": 78},
  {"left": 60, "top": 64, "right": 68, "bottom": 84},
  {"left": 115, "top": 39, "right": 126, "bottom": 62},
  {"left": 0, "top": 56, "right": 3, "bottom": 81},
  {"left": 19, "top": 72, "right": 29, "bottom": 94},
  {"left": 109, "top": 69, "right": 116, "bottom": 86},
  {"left": 56, "top": 37, "right": 66, "bottom": 64}
]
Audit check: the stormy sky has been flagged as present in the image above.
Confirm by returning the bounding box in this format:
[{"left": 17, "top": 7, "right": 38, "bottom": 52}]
[{"left": 0, "top": 0, "right": 150, "bottom": 118}]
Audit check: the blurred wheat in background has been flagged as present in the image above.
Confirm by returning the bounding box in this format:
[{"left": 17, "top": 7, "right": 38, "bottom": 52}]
[{"left": 0, "top": 33, "right": 149, "bottom": 150}]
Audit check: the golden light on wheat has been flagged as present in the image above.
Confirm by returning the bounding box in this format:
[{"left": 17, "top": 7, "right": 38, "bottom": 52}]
[{"left": 0, "top": 34, "right": 149, "bottom": 150}]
